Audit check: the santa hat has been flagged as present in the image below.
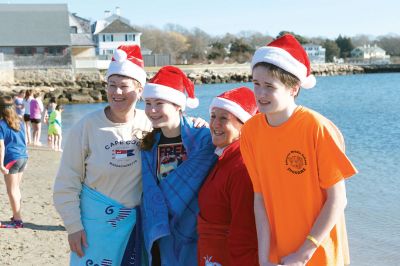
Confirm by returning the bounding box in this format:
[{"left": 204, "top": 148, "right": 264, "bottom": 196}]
[
  {"left": 105, "top": 45, "right": 147, "bottom": 87},
  {"left": 143, "top": 66, "right": 199, "bottom": 110},
  {"left": 251, "top": 34, "right": 316, "bottom": 89},
  {"left": 209, "top": 87, "right": 257, "bottom": 123}
]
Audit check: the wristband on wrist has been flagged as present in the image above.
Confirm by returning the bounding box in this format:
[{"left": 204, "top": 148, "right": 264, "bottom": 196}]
[{"left": 306, "top": 235, "right": 319, "bottom": 247}]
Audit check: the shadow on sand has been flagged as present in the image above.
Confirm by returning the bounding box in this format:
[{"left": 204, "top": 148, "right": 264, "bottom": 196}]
[{"left": 22, "top": 222, "right": 66, "bottom": 231}]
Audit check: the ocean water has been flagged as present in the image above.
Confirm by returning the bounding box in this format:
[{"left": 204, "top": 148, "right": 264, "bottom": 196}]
[{"left": 53, "top": 73, "right": 400, "bottom": 265}]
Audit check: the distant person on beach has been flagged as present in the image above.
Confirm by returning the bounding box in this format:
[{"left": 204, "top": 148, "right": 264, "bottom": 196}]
[
  {"left": 0, "top": 96, "right": 28, "bottom": 229},
  {"left": 14, "top": 90, "right": 25, "bottom": 120},
  {"left": 29, "top": 91, "right": 44, "bottom": 146},
  {"left": 47, "top": 104, "right": 64, "bottom": 152},
  {"left": 197, "top": 87, "right": 259, "bottom": 266},
  {"left": 140, "top": 65, "right": 217, "bottom": 266},
  {"left": 240, "top": 34, "right": 358, "bottom": 266},
  {"left": 53, "top": 45, "right": 151, "bottom": 265},
  {"left": 22, "top": 89, "right": 33, "bottom": 144},
  {"left": 44, "top": 97, "right": 58, "bottom": 148}
]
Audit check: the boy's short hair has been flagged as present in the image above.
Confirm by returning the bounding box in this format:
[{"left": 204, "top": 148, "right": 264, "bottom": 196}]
[
  {"left": 251, "top": 34, "right": 316, "bottom": 89},
  {"left": 253, "top": 62, "right": 300, "bottom": 89}
]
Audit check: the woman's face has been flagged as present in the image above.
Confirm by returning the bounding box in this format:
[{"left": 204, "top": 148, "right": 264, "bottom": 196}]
[
  {"left": 145, "top": 98, "right": 181, "bottom": 130},
  {"left": 209, "top": 107, "right": 242, "bottom": 148},
  {"left": 107, "top": 75, "right": 142, "bottom": 114}
]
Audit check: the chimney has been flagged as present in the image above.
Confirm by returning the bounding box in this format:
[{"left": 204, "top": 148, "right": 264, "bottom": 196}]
[
  {"left": 104, "top": 10, "right": 111, "bottom": 18},
  {"left": 115, "top": 6, "right": 121, "bottom": 16}
]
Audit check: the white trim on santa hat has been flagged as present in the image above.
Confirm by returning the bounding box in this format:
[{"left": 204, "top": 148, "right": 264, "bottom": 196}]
[
  {"left": 143, "top": 83, "right": 187, "bottom": 110},
  {"left": 209, "top": 97, "right": 252, "bottom": 123},
  {"left": 251, "top": 46, "right": 316, "bottom": 89},
  {"left": 105, "top": 50, "right": 147, "bottom": 87}
]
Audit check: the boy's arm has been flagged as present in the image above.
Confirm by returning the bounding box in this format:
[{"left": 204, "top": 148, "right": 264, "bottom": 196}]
[
  {"left": 281, "top": 180, "right": 347, "bottom": 265},
  {"left": 254, "top": 192, "right": 277, "bottom": 266}
]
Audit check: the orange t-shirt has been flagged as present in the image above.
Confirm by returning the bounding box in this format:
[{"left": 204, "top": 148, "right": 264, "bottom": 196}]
[{"left": 240, "top": 106, "right": 357, "bottom": 266}]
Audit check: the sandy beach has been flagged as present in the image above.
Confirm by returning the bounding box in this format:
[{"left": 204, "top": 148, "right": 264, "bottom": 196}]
[{"left": 0, "top": 147, "right": 69, "bottom": 265}]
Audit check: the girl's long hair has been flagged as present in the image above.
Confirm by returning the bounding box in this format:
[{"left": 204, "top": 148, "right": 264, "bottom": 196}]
[
  {"left": 140, "top": 128, "right": 161, "bottom": 151},
  {"left": 0, "top": 96, "right": 21, "bottom": 131},
  {"left": 24, "top": 89, "right": 32, "bottom": 100}
]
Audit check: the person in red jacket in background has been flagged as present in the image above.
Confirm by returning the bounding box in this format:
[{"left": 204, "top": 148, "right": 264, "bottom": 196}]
[{"left": 197, "top": 87, "right": 259, "bottom": 266}]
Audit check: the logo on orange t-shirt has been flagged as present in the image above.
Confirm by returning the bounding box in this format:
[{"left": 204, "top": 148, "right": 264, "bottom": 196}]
[{"left": 285, "top": 150, "right": 307, "bottom": 174}]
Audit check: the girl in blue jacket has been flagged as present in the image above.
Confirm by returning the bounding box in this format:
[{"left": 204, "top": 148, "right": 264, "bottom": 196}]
[{"left": 140, "top": 66, "right": 217, "bottom": 266}]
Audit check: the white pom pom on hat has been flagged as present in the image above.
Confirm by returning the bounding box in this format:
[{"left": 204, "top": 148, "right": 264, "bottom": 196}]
[
  {"left": 251, "top": 34, "right": 316, "bottom": 89},
  {"left": 105, "top": 45, "right": 147, "bottom": 87},
  {"left": 113, "top": 49, "right": 128, "bottom": 62}
]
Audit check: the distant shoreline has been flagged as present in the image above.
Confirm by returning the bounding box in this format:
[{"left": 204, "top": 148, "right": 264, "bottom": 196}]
[{"left": 1, "top": 63, "right": 399, "bottom": 104}]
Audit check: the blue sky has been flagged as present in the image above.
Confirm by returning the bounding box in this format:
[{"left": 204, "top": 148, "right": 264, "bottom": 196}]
[{"left": 1, "top": 0, "right": 399, "bottom": 38}]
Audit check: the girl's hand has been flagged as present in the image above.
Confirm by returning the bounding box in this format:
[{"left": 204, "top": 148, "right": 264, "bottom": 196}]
[{"left": 0, "top": 166, "right": 9, "bottom": 175}]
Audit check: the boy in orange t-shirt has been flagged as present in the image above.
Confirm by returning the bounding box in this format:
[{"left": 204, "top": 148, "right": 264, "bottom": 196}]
[{"left": 240, "top": 34, "right": 357, "bottom": 266}]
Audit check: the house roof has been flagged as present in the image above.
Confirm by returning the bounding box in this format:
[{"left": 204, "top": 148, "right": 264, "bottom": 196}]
[
  {"left": 98, "top": 19, "right": 140, "bottom": 34},
  {"left": 0, "top": 4, "right": 71, "bottom": 46},
  {"left": 70, "top": 34, "right": 95, "bottom": 47},
  {"left": 353, "top": 45, "right": 386, "bottom": 54}
]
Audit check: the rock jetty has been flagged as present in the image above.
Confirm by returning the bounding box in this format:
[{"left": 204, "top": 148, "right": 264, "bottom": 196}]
[{"left": 0, "top": 63, "right": 397, "bottom": 104}]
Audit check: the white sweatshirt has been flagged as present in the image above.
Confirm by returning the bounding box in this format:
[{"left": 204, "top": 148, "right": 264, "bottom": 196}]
[{"left": 53, "top": 107, "right": 152, "bottom": 234}]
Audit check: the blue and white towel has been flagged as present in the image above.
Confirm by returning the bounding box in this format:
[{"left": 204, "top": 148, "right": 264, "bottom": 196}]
[{"left": 70, "top": 184, "right": 142, "bottom": 266}]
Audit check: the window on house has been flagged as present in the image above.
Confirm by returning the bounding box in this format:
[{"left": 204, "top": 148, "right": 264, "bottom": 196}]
[
  {"left": 15, "top": 47, "right": 35, "bottom": 56},
  {"left": 104, "top": 34, "right": 113, "bottom": 42},
  {"left": 47, "top": 47, "right": 64, "bottom": 56},
  {"left": 70, "top": 26, "right": 78, "bottom": 34},
  {"left": 125, "top": 34, "right": 135, "bottom": 41}
]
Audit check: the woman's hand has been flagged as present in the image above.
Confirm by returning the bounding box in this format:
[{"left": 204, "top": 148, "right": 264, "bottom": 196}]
[
  {"left": 68, "top": 230, "right": 88, "bottom": 257},
  {"left": 191, "top": 117, "right": 209, "bottom": 128}
]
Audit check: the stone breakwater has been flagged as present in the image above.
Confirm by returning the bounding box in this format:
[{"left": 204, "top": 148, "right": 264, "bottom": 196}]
[{"left": 0, "top": 63, "right": 396, "bottom": 104}]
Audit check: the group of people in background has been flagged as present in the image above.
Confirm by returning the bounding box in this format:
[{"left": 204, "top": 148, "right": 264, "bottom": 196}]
[
  {"left": 0, "top": 88, "right": 64, "bottom": 228},
  {"left": 14, "top": 89, "right": 64, "bottom": 151},
  {"left": 50, "top": 34, "right": 357, "bottom": 266}
]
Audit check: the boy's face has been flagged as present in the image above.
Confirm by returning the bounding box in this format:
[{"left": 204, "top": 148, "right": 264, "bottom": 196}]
[{"left": 252, "top": 65, "right": 297, "bottom": 116}]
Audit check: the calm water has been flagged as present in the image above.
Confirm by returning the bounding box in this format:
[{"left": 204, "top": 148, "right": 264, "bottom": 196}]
[{"left": 50, "top": 73, "right": 400, "bottom": 265}]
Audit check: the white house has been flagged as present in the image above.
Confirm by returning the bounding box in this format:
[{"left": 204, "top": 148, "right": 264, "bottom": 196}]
[
  {"left": 351, "top": 44, "right": 390, "bottom": 64},
  {"left": 303, "top": 44, "right": 326, "bottom": 63},
  {"left": 92, "top": 8, "right": 141, "bottom": 58}
]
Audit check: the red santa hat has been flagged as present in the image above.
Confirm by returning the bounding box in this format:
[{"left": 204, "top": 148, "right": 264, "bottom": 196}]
[
  {"left": 209, "top": 86, "right": 257, "bottom": 123},
  {"left": 143, "top": 66, "right": 199, "bottom": 110},
  {"left": 105, "top": 45, "right": 147, "bottom": 87},
  {"left": 251, "top": 34, "right": 316, "bottom": 89}
]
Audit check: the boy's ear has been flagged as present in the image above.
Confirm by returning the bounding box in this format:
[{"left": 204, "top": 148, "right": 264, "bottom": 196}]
[{"left": 290, "top": 85, "right": 300, "bottom": 97}]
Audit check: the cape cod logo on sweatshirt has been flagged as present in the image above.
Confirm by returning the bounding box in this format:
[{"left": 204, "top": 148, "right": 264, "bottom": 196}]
[{"left": 105, "top": 139, "right": 141, "bottom": 168}]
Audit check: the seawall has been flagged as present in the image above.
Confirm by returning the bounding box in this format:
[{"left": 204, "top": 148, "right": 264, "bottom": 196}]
[{"left": 0, "top": 63, "right": 397, "bottom": 104}]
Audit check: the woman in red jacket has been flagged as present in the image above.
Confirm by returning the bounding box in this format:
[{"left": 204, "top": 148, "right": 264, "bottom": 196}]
[{"left": 197, "top": 87, "right": 259, "bottom": 266}]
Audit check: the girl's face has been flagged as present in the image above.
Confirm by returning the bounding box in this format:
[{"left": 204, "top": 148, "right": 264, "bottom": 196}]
[
  {"left": 107, "top": 75, "right": 142, "bottom": 114},
  {"left": 252, "top": 65, "right": 297, "bottom": 117},
  {"left": 209, "top": 108, "right": 242, "bottom": 148},
  {"left": 145, "top": 98, "right": 181, "bottom": 130}
]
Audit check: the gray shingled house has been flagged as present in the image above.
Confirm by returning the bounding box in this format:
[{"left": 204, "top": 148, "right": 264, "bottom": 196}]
[
  {"left": 0, "top": 4, "right": 71, "bottom": 68},
  {"left": 69, "top": 13, "right": 96, "bottom": 59}
]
